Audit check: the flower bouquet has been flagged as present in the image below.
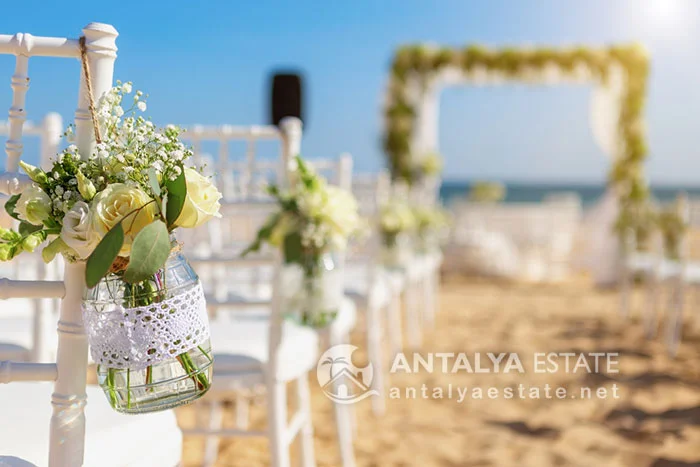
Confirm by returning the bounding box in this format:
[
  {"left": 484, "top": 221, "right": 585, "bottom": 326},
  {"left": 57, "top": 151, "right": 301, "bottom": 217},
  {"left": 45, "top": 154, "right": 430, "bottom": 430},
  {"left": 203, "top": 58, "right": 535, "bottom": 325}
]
[
  {"left": 0, "top": 82, "right": 222, "bottom": 413},
  {"left": 413, "top": 206, "right": 450, "bottom": 254},
  {"left": 657, "top": 202, "right": 687, "bottom": 261},
  {"left": 379, "top": 200, "right": 416, "bottom": 270},
  {"left": 243, "top": 157, "right": 362, "bottom": 328}
]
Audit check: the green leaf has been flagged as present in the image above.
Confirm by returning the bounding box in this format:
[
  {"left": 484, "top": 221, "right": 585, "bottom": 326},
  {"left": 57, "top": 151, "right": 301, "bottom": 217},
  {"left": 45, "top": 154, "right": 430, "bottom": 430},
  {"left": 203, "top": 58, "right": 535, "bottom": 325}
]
[
  {"left": 148, "top": 168, "right": 161, "bottom": 197},
  {"left": 4, "top": 194, "right": 21, "bottom": 221},
  {"left": 86, "top": 223, "right": 124, "bottom": 288},
  {"left": 241, "top": 212, "right": 280, "bottom": 257},
  {"left": 164, "top": 168, "right": 187, "bottom": 228},
  {"left": 123, "top": 220, "right": 170, "bottom": 284},
  {"left": 18, "top": 221, "right": 42, "bottom": 237},
  {"left": 283, "top": 231, "right": 303, "bottom": 264},
  {"left": 43, "top": 217, "right": 61, "bottom": 230}
]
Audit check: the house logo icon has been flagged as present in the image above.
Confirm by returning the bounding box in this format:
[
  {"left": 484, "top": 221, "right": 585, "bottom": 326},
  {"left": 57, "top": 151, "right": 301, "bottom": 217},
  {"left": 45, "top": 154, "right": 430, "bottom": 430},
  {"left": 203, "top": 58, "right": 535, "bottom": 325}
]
[{"left": 317, "top": 345, "right": 379, "bottom": 404}]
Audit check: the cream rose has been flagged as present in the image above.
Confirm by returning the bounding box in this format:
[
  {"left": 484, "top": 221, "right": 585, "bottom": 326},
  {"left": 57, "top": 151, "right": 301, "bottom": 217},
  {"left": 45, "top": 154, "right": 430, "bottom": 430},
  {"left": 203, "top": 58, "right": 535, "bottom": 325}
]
[
  {"left": 61, "top": 201, "right": 99, "bottom": 259},
  {"left": 16, "top": 184, "right": 51, "bottom": 226},
  {"left": 174, "top": 168, "right": 222, "bottom": 228},
  {"left": 91, "top": 184, "right": 156, "bottom": 256}
]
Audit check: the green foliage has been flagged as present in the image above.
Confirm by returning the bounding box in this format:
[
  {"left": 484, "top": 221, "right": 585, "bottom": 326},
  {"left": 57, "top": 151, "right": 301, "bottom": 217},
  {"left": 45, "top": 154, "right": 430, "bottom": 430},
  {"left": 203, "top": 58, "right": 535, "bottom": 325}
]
[
  {"left": 241, "top": 212, "right": 281, "bottom": 257},
  {"left": 165, "top": 168, "right": 187, "bottom": 228},
  {"left": 468, "top": 181, "right": 506, "bottom": 203},
  {"left": 86, "top": 223, "right": 124, "bottom": 288},
  {"left": 384, "top": 43, "right": 650, "bottom": 208},
  {"left": 283, "top": 231, "right": 304, "bottom": 265},
  {"left": 4, "top": 194, "right": 20, "bottom": 221},
  {"left": 123, "top": 220, "right": 170, "bottom": 284},
  {"left": 18, "top": 221, "right": 42, "bottom": 237}
]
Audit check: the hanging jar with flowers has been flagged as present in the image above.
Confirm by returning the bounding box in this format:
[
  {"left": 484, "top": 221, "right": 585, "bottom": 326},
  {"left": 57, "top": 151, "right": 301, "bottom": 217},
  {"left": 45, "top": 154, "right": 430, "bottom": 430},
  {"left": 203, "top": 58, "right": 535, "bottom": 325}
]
[
  {"left": 0, "top": 81, "right": 222, "bottom": 413},
  {"left": 242, "top": 156, "right": 362, "bottom": 328},
  {"left": 379, "top": 200, "right": 416, "bottom": 270},
  {"left": 413, "top": 206, "right": 450, "bottom": 255}
]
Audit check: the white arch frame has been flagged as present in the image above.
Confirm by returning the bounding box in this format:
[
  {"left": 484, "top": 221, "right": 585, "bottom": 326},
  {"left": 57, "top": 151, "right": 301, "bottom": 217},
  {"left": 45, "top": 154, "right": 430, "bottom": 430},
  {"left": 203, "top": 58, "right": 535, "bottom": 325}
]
[
  {"left": 408, "top": 64, "right": 625, "bottom": 166},
  {"left": 401, "top": 61, "right": 627, "bottom": 284}
]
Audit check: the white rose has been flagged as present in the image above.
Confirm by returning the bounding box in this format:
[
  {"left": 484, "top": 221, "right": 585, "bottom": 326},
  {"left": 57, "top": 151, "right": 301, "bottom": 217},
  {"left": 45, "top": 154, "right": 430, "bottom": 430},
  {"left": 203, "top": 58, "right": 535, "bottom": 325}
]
[
  {"left": 15, "top": 184, "right": 51, "bottom": 226},
  {"left": 174, "top": 168, "right": 222, "bottom": 229},
  {"left": 61, "top": 201, "right": 99, "bottom": 259}
]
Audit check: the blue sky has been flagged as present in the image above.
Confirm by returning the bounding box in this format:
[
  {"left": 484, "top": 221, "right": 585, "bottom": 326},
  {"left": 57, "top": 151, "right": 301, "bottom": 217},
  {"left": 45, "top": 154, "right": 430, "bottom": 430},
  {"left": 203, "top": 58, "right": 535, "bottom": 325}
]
[{"left": 0, "top": 0, "right": 699, "bottom": 184}]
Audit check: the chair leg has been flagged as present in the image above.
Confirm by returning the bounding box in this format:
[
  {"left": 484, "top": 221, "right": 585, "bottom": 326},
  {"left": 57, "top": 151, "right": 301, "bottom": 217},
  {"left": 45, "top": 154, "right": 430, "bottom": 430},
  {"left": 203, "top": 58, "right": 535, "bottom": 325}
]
[
  {"left": 387, "top": 288, "right": 403, "bottom": 355},
  {"left": 295, "top": 375, "right": 316, "bottom": 467},
  {"left": 643, "top": 271, "right": 660, "bottom": 338},
  {"left": 235, "top": 393, "right": 250, "bottom": 430},
  {"left": 619, "top": 265, "right": 631, "bottom": 319},
  {"left": 366, "top": 307, "right": 386, "bottom": 416},
  {"left": 323, "top": 328, "right": 356, "bottom": 467},
  {"left": 203, "top": 401, "right": 224, "bottom": 467},
  {"left": 665, "top": 277, "right": 685, "bottom": 357},
  {"left": 423, "top": 271, "right": 436, "bottom": 330},
  {"left": 694, "top": 286, "right": 700, "bottom": 332},
  {"left": 268, "top": 380, "right": 291, "bottom": 467},
  {"left": 405, "top": 279, "right": 422, "bottom": 349},
  {"left": 433, "top": 268, "right": 441, "bottom": 317}
]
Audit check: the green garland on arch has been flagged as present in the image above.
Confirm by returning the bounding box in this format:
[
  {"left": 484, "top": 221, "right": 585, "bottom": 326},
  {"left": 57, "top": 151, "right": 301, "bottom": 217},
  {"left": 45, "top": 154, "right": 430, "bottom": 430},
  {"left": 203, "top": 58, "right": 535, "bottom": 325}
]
[{"left": 383, "top": 44, "right": 650, "bottom": 213}]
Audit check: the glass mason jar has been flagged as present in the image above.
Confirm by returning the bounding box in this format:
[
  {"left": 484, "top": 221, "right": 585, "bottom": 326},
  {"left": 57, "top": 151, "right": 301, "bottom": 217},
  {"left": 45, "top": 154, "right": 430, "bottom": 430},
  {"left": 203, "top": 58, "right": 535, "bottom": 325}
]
[
  {"left": 83, "top": 241, "right": 213, "bottom": 414},
  {"left": 416, "top": 228, "right": 440, "bottom": 255},
  {"left": 281, "top": 252, "right": 341, "bottom": 328},
  {"left": 381, "top": 232, "right": 412, "bottom": 270}
]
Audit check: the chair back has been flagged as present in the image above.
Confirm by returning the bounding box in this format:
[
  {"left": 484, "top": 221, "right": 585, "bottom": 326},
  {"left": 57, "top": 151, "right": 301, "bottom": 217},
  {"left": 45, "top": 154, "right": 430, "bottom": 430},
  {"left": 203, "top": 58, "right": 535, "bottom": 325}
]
[
  {"left": 0, "top": 23, "right": 117, "bottom": 466},
  {"left": 181, "top": 118, "right": 353, "bottom": 383}
]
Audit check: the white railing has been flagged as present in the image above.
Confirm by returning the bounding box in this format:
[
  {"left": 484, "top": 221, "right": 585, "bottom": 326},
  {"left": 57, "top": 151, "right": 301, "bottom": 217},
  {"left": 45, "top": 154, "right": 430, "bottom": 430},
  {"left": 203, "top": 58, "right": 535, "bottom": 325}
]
[{"left": 0, "top": 22, "right": 118, "bottom": 466}]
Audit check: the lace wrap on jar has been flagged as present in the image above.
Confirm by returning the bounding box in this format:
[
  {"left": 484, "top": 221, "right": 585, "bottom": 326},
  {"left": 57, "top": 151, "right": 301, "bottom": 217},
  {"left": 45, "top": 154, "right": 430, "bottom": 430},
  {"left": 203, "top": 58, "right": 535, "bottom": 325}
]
[{"left": 83, "top": 282, "right": 210, "bottom": 370}]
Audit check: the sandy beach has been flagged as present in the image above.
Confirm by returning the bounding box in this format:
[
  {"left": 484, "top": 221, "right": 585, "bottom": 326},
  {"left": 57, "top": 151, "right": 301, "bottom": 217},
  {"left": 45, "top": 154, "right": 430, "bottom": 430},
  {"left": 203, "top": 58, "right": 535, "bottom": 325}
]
[{"left": 179, "top": 275, "right": 700, "bottom": 466}]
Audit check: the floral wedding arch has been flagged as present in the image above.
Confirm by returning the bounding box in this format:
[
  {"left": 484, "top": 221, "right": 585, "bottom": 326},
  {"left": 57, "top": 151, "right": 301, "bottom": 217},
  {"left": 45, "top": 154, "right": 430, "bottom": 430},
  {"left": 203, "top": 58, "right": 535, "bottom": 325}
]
[{"left": 383, "top": 44, "right": 650, "bottom": 210}]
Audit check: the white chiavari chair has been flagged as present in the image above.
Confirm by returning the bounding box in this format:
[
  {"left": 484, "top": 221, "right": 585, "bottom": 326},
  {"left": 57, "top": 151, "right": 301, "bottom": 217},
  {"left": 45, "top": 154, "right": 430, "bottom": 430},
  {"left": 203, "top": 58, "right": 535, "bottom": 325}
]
[
  {"left": 345, "top": 170, "right": 397, "bottom": 415},
  {"left": 179, "top": 118, "right": 357, "bottom": 467},
  {"left": 656, "top": 194, "right": 700, "bottom": 356},
  {"left": 625, "top": 194, "right": 699, "bottom": 356},
  {"left": 619, "top": 220, "right": 660, "bottom": 325},
  {"left": 0, "top": 113, "right": 63, "bottom": 364},
  {"left": 409, "top": 177, "right": 445, "bottom": 332},
  {"left": 0, "top": 23, "right": 181, "bottom": 466}
]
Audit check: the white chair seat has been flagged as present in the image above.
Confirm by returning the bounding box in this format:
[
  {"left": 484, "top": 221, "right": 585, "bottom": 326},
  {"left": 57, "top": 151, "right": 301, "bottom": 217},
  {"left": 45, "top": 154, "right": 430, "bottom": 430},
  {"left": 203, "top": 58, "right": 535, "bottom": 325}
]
[
  {"left": 0, "top": 342, "right": 29, "bottom": 361},
  {"left": 0, "top": 308, "right": 59, "bottom": 362},
  {"left": 208, "top": 297, "right": 355, "bottom": 387},
  {"left": 658, "top": 259, "right": 683, "bottom": 280},
  {"left": 344, "top": 265, "right": 394, "bottom": 309},
  {"left": 0, "top": 311, "right": 38, "bottom": 361},
  {"left": 328, "top": 298, "right": 357, "bottom": 337},
  {"left": 627, "top": 252, "right": 656, "bottom": 272},
  {"left": 684, "top": 262, "right": 700, "bottom": 283},
  {"left": 209, "top": 317, "right": 319, "bottom": 384},
  {"left": 0, "top": 383, "right": 182, "bottom": 466}
]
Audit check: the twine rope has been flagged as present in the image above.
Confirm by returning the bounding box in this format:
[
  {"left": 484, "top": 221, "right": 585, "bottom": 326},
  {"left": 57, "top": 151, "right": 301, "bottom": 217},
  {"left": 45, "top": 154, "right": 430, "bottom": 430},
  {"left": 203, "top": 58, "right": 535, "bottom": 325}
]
[
  {"left": 79, "top": 36, "right": 102, "bottom": 144},
  {"left": 78, "top": 38, "right": 184, "bottom": 275}
]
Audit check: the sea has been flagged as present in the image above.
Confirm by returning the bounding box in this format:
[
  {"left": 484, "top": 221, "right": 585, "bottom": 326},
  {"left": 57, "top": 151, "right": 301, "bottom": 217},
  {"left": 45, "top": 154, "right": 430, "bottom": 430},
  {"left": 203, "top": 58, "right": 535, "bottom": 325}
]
[{"left": 439, "top": 181, "right": 700, "bottom": 208}]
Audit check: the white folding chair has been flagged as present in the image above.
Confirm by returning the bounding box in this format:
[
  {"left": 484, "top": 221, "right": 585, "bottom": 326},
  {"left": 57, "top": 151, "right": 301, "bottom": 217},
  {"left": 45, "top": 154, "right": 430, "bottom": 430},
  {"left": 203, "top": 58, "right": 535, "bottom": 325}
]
[
  {"left": 180, "top": 118, "right": 357, "bottom": 467},
  {"left": 0, "top": 23, "right": 181, "bottom": 466}
]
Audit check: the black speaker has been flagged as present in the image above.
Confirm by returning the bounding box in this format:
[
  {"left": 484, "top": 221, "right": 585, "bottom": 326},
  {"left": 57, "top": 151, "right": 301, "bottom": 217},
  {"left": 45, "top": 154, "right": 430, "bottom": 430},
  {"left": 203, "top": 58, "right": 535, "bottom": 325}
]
[{"left": 270, "top": 72, "right": 304, "bottom": 128}]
